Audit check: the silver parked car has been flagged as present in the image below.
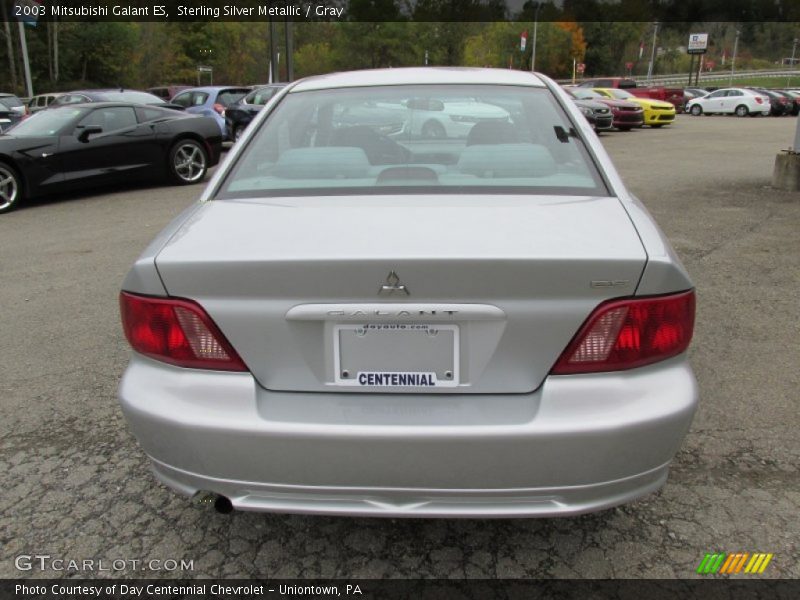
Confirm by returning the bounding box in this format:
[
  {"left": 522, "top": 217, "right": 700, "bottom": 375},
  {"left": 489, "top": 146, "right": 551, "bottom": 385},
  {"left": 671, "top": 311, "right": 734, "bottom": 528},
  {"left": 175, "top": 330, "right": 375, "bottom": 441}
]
[{"left": 118, "top": 68, "right": 697, "bottom": 518}]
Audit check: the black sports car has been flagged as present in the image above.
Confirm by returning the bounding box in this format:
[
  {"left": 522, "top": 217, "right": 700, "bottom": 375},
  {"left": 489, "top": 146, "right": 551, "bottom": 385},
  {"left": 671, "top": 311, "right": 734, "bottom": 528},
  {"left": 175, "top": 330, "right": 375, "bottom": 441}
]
[
  {"left": 224, "top": 84, "right": 286, "bottom": 142},
  {"left": 0, "top": 103, "right": 222, "bottom": 214}
]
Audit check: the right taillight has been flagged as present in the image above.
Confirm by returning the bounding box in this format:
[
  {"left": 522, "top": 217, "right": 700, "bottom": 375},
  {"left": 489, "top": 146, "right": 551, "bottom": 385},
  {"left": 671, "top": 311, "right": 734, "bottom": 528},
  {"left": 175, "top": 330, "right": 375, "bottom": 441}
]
[
  {"left": 120, "top": 292, "right": 247, "bottom": 372},
  {"left": 551, "top": 290, "right": 695, "bottom": 375}
]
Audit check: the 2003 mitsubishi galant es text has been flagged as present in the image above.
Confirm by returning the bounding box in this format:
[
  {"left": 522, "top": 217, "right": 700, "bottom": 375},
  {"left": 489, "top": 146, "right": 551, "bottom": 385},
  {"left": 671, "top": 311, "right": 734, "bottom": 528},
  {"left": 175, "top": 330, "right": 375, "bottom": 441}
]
[{"left": 118, "top": 68, "right": 697, "bottom": 518}]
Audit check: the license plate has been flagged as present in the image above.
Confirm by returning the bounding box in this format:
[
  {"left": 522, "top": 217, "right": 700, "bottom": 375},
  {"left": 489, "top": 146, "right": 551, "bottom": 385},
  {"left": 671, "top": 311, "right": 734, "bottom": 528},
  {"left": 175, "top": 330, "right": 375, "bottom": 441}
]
[{"left": 334, "top": 323, "right": 459, "bottom": 387}]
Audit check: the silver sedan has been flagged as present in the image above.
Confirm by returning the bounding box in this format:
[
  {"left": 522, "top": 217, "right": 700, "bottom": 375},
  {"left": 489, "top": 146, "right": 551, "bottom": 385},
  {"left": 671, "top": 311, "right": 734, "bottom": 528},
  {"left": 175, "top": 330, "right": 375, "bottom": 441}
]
[{"left": 118, "top": 68, "right": 697, "bottom": 518}]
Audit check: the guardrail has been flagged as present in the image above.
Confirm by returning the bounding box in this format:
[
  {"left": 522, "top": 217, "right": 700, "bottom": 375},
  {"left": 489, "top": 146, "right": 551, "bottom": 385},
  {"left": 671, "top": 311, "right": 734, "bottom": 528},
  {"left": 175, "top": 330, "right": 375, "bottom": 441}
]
[
  {"left": 635, "top": 69, "right": 800, "bottom": 86},
  {"left": 558, "top": 68, "right": 800, "bottom": 87}
]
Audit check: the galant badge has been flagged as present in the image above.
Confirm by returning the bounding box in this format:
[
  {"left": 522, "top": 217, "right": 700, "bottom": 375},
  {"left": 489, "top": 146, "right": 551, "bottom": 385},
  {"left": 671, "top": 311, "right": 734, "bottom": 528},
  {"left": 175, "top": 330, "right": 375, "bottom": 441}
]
[{"left": 378, "top": 271, "right": 410, "bottom": 296}]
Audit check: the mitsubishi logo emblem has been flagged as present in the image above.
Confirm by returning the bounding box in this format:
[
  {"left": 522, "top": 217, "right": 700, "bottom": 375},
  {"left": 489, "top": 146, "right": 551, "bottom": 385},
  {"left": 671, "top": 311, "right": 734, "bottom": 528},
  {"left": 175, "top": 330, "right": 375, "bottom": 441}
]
[{"left": 378, "top": 271, "right": 410, "bottom": 296}]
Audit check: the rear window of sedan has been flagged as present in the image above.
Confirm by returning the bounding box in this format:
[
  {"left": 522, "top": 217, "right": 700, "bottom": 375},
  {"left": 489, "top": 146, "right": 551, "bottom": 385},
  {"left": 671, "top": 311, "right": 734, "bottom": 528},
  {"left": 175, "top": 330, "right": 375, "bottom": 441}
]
[
  {"left": 245, "top": 87, "right": 282, "bottom": 106},
  {"left": 216, "top": 89, "right": 250, "bottom": 106},
  {"left": 172, "top": 92, "right": 209, "bottom": 107},
  {"left": 54, "top": 94, "right": 90, "bottom": 105},
  {"left": 217, "top": 85, "right": 608, "bottom": 199},
  {"left": 101, "top": 91, "right": 164, "bottom": 105}
]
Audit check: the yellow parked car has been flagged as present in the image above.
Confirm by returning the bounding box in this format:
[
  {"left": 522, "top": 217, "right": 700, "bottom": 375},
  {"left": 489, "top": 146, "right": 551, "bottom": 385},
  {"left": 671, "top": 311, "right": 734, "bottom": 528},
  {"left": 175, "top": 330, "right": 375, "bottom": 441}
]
[{"left": 593, "top": 88, "right": 676, "bottom": 127}]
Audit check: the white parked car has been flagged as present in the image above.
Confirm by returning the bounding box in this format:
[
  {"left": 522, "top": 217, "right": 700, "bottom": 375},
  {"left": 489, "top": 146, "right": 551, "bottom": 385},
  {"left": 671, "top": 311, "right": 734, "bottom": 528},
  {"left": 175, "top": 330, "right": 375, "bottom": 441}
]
[
  {"left": 372, "top": 97, "right": 511, "bottom": 139},
  {"left": 417, "top": 99, "right": 510, "bottom": 138},
  {"left": 685, "top": 88, "right": 770, "bottom": 117}
]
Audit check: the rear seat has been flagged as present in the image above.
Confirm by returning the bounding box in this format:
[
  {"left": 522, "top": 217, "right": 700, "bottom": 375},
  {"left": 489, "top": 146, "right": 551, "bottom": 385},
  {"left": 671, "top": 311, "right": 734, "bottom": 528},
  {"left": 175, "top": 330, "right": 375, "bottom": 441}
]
[
  {"left": 456, "top": 143, "right": 557, "bottom": 178},
  {"left": 273, "top": 147, "right": 371, "bottom": 179}
]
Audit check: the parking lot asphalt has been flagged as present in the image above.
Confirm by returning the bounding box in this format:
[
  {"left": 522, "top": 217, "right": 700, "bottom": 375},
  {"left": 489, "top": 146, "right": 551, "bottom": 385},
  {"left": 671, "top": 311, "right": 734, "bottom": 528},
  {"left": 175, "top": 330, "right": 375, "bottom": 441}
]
[{"left": 1, "top": 115, "right": 798, "bottom": 579}]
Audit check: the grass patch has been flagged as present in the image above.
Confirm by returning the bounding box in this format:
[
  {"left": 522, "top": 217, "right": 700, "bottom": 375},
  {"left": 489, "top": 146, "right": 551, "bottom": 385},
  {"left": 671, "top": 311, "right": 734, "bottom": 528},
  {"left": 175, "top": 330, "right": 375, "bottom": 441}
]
[{"left": 699, "top": 75, "right": 800, "bottom": 89}]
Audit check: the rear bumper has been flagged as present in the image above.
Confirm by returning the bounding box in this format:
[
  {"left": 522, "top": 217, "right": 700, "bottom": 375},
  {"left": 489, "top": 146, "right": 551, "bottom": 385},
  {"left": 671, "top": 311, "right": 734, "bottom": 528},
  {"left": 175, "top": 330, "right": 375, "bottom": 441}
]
[
  {"left": 118, "top": 354, "right": 698, "bottom": 517},
  {"left": 151, "top": 456, "right": 671, "bottom": 518}
]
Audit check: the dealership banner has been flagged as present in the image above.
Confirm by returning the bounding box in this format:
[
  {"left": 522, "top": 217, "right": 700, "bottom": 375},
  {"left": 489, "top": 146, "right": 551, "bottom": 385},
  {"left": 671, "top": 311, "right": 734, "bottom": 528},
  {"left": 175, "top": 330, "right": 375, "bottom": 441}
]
[
  {"left": 1, "top": 0, "right": 799, "bottom": 22},
  {"left": 3, "top": 579, "right": 800, "bottom": 599}
]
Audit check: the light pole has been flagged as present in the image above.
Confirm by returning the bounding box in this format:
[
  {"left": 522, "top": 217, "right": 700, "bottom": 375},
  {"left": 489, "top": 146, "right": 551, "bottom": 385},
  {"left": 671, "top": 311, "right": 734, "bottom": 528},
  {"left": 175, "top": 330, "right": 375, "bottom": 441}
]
[
  {"left": 269, "top": 17, "right": 278, "bottom": 83},
  {"left": 788, "top": 38, "right": 799, "bottom": 87},
  {"left": 646, "top": 21, "right": 659, "bottom": 82},
  {"left": 285, "top": 18, "right": 293, "bottom": 82},
  {"left": 530, "top": 2, "right": 541, "bottom": 72},
  {"left": 17, "top": 21, "right": 33, "bottom": 97},
  {"left": 729, "top": 28, "right": 740, "bottom": 86}
]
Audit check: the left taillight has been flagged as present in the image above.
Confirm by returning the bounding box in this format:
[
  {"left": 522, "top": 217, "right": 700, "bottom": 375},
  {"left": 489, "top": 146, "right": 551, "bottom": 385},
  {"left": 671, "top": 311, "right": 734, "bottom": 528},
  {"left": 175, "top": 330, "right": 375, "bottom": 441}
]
[
  {"left": 119, "top": 292, "right": 247, "bottom": 371},
  {"left": 551, "top": 290, "right": 695, "bottom": 375}
]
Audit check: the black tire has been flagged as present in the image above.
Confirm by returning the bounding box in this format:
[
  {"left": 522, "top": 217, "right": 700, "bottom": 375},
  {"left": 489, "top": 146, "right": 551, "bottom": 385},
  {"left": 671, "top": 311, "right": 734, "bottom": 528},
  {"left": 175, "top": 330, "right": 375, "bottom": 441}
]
[
  {"left": 735, "top": 104, "right": 749, "bottom": 117},
  {"left": 651, "top": 124, "right": 664, "bottom": 128},
  {"left": 690, "top": 104, "right": 703, "bottom": 116},
  {"left": 168, "top": 139, "right": 208, "bottom": 185},
  {"left": 421, "top": 120, "right": 446, "bottom": 139},
  {"left": 0, "top": 161, "right": 22, "bottom": 214}
]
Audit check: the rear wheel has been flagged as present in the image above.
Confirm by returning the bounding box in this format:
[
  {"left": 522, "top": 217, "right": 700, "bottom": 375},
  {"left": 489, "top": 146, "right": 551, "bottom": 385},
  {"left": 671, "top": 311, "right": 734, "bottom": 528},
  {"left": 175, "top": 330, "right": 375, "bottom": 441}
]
[
  {"left": 0, "top": 162, "right": 22, "bottom": 214},
  {"left": 168, "top": 139, "right": 208, "bottom": 185},
  {"left": 735, "top": 104, "right": 749, "bottom": 117},
  {"left": 690, "top": 104, "right": 703, "bottom": 116}
]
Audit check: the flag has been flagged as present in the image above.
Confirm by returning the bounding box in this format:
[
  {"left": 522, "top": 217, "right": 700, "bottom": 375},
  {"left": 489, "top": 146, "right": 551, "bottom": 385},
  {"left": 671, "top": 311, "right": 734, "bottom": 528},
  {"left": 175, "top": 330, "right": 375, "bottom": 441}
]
[
  {"left": 639, "top": 41, "right": 645, "bottom": 59},
  {"left": 520, "top": 31, "right": 527, "bottom": 52}
]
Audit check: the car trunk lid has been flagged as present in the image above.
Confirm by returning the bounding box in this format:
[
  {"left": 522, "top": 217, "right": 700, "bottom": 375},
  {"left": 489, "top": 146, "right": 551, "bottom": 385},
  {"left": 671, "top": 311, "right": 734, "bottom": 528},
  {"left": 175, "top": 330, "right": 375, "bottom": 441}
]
[{"left": 154, "top": 195, "right": 646, "bottom": 393}]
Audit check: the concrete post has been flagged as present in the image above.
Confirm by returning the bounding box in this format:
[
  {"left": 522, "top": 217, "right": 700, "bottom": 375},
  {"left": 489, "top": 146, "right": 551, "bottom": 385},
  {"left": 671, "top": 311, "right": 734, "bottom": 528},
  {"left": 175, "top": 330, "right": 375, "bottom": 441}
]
[
  {"left": 771, "top": 117, "right": 800, "bottom": 191},
  {"left": 795, "top": 115, "right": 800, "bottom": 152}
]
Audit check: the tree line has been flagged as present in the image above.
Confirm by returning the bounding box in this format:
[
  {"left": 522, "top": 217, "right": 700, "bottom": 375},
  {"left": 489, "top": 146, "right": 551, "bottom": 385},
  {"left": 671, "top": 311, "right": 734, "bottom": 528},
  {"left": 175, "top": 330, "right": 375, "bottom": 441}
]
[{"left": 1, "top": 0, "right": 798, "bottom": 96}]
